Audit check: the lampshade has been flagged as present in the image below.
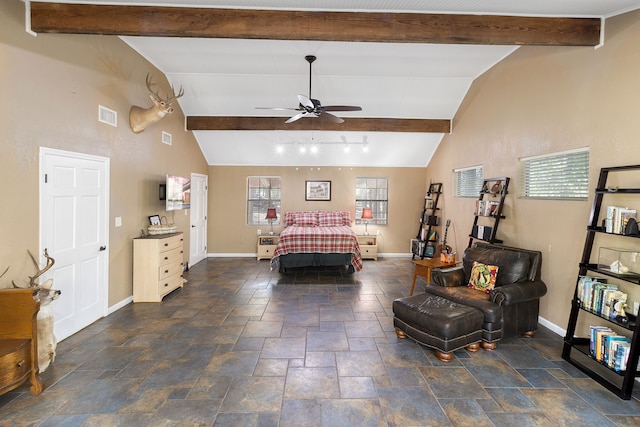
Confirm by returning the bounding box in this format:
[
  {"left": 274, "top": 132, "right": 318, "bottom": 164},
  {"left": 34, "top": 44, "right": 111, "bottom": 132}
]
[
  {"left": 361, "top": 208, "right": 373, "bottom": 220},
  {"left": 265, "top": 208, "right": 278, "bottom": 219}
]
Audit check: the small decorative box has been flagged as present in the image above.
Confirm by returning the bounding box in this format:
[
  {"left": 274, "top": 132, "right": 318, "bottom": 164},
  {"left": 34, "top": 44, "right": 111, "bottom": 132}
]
[{"left": 598, "top": 247, "right": 640, "bottom": 277}]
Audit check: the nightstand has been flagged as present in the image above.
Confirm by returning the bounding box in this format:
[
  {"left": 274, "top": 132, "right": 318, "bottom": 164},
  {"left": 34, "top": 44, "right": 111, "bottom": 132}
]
[
  {"left": 357, "top": 235, "right": 378, "bottom": 260},
  {"left": 257, "top": 235, "right": 279, "bottom": 260}
]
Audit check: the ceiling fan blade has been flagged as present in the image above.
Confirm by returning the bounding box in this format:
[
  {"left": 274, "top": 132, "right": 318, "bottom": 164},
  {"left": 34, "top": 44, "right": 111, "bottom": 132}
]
[
  {"left": 285, "top": 112, "right": 307, "bottom": 123},
  {"left": 318, "top": 111, "right": 344, "bottom": 124},
  {"left": 255, "top": 107, "right": 299, "bottom": 111},
  {"left": 321, "top": 105, "right": 363, "bottom": 112},
  {"left": 297, "top": 94, "right": 314, "bottom": 110}
]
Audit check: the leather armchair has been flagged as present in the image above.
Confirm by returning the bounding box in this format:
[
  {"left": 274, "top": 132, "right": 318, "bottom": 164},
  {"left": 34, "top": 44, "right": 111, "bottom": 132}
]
[{"left": 428, "top": 243, "right": 547, "bottom": 348}]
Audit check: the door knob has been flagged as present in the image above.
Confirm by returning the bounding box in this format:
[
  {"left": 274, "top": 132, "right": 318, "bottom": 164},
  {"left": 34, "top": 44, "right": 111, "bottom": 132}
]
[
  {"left": 99, "top": 246, "right": 107, "bottom": 251},
  {"left": 191, "top": 225, "right": 196, "bottom": 228}
]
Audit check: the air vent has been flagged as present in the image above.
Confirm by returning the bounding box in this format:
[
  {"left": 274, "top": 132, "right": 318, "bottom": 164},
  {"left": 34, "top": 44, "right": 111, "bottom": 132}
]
[
  {"left": 162, "top": 131, "right": 172, "bottom": 145},
  {"left": 98, "top": 105, "right": 117, "bottom": 127}
]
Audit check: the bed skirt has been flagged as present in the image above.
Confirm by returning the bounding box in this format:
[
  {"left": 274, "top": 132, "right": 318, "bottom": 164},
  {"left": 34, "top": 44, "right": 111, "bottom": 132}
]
[{"left": 276, "top": 253, "right": 355, "bottom": 273}]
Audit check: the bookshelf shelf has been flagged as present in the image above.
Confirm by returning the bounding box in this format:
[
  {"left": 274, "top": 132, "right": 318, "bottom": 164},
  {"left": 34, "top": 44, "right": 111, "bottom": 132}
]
[
  {"left": 412, "top": 183, "right": 443, "bottom": 260},
  {"left": 468, "top": 177, "right": 509, "bottom": 248},
  {"left": 562, "top": 165, "right": 640, "bottom": 400}
]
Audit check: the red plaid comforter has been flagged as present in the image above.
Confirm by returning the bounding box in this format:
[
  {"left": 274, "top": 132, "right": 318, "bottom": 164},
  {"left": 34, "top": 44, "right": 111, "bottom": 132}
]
[{"left": 270, "top": 226, "right": 363, "bottom": 271}]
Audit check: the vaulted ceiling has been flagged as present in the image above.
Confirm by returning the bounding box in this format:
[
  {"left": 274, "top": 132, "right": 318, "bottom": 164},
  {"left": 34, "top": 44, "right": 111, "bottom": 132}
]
[{"left": 28, "top": 1, "right": 640, "bottom": 167}]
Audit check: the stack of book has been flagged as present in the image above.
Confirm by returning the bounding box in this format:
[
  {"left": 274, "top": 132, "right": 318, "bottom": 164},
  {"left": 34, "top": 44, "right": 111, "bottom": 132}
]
[
  {"left": 577, "top": 275, "right": 627, "bottom": 320},
  {"left": 474, "top": 200, "right": 500, "bottom": 217},
  {"left": 605, "top": 206, "right": 637, "bottom": 234},
  {"left": 589, "top": 326, "right": 632, "bottom": 372}
]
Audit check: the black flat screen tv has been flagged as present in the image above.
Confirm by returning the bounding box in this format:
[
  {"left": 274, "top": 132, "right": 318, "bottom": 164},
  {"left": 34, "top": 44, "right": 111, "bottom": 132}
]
[{"left": 163, "top": 175, "right": 191, "bottom": 211}]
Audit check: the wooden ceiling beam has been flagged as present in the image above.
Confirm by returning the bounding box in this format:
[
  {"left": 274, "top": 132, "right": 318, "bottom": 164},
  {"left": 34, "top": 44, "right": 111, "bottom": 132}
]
[
  {"left": 186, "top": 116, "right": 451, "bottom": 133},
  {"left": 30, "top": 3, "right": 601, "bottom": 46}
]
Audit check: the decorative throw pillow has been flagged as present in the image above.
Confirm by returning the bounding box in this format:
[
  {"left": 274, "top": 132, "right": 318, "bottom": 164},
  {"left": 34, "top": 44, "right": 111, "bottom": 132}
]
[{"left": 468, "top": 261, "right": 499, "bottom": 293}]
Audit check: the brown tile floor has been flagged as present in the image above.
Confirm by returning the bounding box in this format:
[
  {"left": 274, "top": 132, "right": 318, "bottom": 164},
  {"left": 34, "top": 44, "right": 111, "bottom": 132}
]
[{"left": 2, "top": 257, "right": 640, "bottom": 426}]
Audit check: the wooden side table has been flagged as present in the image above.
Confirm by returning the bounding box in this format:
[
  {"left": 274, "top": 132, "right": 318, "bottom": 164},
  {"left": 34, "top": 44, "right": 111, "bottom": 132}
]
[{"left": 410, "top": 258, "right": 456, "bottom": 295}]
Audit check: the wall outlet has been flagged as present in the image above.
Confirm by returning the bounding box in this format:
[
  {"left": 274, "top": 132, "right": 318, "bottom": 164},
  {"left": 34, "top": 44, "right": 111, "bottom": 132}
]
[
  {"left": 257, "top": 229, "right": 262, "bottom": 235},
  {"left": 376, "top": 229, "right": 381, "bottom": 236},
  {"left": 115, "top": 217, "right": 122, "bottom": 227}
]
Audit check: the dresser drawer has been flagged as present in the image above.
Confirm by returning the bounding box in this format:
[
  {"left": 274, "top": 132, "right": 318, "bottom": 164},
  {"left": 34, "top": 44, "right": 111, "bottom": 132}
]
[
  {"left": 158, "top": 247, "right": 182, "bottom": 266},
  {"left": 158, "top": 261, "right": 183, "bottom": 280},
  {"left": 158, "top": 234, "right": 183, "bottom": 253},
  {"left": 158, "top": 273, "right": 184, "bottom": 297},
  {"left": 0, "top": 339, "right": 31, "bottom": 386}
]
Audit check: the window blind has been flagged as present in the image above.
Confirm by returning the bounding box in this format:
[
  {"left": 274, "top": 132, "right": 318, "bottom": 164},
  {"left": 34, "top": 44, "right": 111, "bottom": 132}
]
[
  {"left": 520, "top": 148, "right": 589, "bottom": 200},
  {"left": 247, "top": 176, "right": 281, "bottom": 225},
  {"left": 355, "top": 177, "right": 388, "bottom": 225},
  {"left": 454, "top": 166, "right": 483, "bottom": 197}
]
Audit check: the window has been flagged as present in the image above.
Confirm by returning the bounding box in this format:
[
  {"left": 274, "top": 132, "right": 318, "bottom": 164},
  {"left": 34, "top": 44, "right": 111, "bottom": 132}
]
[
  {"left": 355, "top": 177, "right": 388, "bottom": 225},
  {"left": 454, "top": 165, "right": 483, "bottom": 197},
  {"left": 247, "top": 176, "right": 281, "bottom": 225},
  {"left": 520, "top": 148, "right": 589, "bottom": 200}
]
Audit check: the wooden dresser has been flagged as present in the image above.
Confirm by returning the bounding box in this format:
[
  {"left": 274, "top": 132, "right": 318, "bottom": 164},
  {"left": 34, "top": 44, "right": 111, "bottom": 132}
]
[
  {"left": 133, "top": 232, "right": 186, "bottom": 302},
  {"left": 0, "top": 288, "right": 43, "bottom": 396}
]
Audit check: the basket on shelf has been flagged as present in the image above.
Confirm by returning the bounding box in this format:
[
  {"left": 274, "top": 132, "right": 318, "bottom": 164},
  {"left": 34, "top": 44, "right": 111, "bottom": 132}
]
[{"left": 147, "top": 216, "right": 177, "bottom": 235}]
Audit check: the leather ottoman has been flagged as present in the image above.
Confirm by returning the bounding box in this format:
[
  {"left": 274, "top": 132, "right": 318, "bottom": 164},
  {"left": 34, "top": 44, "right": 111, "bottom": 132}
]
[{"left": 393, "top": 293, "right": 484, "bottom": 362}]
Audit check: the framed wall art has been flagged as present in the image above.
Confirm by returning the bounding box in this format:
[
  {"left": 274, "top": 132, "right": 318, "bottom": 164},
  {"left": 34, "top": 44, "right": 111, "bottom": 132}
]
[{"left": 305, "top": 180, "right": 331, "bottom": 201}]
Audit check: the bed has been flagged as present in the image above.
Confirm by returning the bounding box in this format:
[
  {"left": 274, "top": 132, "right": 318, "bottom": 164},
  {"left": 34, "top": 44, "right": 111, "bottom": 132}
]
[{"left": 270, "top": 211, "right": 363, "bottom": 273}]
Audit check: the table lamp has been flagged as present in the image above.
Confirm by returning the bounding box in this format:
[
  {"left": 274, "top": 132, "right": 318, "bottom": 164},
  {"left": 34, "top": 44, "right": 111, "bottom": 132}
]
[
  {"left": 265, "top": 208, "right": 278, "bottom": 235},
  {"left": 361, "top": 208, "right": 373, "bottom": 235}
]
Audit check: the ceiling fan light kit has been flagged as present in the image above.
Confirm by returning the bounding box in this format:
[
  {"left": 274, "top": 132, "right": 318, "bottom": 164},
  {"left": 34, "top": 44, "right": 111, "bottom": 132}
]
[{"left": 257, "top": 55, "right": 362, "bottom": 124}]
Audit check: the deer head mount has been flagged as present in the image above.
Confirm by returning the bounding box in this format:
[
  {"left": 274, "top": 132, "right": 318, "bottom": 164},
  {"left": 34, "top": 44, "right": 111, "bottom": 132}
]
[{"left": 129, "top": 74, "right": 184, "bottom": 133}]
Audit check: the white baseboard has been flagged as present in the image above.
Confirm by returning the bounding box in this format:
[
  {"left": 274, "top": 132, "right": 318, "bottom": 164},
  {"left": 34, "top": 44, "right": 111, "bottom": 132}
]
[
  {"left": 108, "top": 296, "right": 132, "bottom": 315},
  {"left": 208, "top": 253, "right": 256, "bottom": 258},
  {"left": 538, "top": 316, "right": 566, "bottom": 337}
]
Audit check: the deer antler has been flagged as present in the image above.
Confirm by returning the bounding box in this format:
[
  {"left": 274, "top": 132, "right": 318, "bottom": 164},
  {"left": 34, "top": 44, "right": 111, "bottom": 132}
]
[
  {"left": 28, "top": 249, "right": 55, "bottom": 288},
  {"left": 145, "top": 74, "right": 184, "bottom": 102},
  {"left": 166, "top": 85, "right": 184, "bottom": 102},
  {"left": 145, "top": 73, "right": 162, "bottom": 102}
]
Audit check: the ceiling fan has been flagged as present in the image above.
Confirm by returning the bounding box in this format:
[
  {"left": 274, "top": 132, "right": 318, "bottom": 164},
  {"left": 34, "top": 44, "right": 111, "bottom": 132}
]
[{"left": 257, "top": 55, "right": 362, "bottom": 124}]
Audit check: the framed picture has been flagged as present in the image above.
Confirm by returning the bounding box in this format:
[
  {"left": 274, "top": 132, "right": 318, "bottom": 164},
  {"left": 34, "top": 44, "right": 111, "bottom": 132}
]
[
  {"left": 148, "top": 215, "right": 161, "bottom": 226},
  {"left": 305, "top": 180, "right": 331, "bottom": 201}
]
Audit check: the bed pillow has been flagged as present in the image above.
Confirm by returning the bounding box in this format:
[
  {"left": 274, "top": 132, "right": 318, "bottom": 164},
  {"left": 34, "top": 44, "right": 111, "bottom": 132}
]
[
  {"left": 468, "top": 261, "right": 499, "bottom": 294},
  {"left": 284, "top": 212, "right": 297, "bottom": 227},
  {"left": 294, "top": 211, "right": 319, "bottom": 226},
  {"left": 318, "top": 211, "right": 345, "bottom": 227},
  {"left": 341, "top": 211, "right": 352, "bottom": 226}
]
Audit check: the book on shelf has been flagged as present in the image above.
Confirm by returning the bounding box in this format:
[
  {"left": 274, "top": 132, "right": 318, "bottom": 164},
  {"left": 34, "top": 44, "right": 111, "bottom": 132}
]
[
  {"left": 474, "top": 200, "right": 500, "bottom": 217},
  {"left": 605, "top": 206, "right": 637, "bottom": 234},
  {"left": 576, "top": 276, "right": 628, "bottom": 319}
]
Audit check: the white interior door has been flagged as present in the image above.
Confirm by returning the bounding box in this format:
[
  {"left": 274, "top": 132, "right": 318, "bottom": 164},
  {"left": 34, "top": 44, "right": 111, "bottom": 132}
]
[
  {"left": 190, "top": 173, "right": 208, "bottom": 267},
  {"left": 40, "top": 148, "right": 109, "bottom": 341}
]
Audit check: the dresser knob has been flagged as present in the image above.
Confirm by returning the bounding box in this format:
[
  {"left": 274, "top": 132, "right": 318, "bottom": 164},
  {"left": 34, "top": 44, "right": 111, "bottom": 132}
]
[
  {"left": 164, "top": 270, "right": 169, "bottom": 274},
  {"left": 17, "top": 360, "right": 25, "bottom": 367}
]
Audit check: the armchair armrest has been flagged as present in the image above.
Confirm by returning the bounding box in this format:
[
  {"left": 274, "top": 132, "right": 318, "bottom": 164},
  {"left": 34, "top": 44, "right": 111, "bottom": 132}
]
[
  {"left": 431, "top": 266, "right": 465, "bottom": 288},
  {"left": 489, "top": 280, "right": 547, "bottom": 306}
]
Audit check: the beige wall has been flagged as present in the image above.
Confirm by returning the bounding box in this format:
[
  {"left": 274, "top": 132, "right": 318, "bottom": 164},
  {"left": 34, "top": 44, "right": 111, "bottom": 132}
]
[
  {"left": 207, "top": 166, "right": 428, "bottom": 254},
  {"left": 425, "top": 10, "right": 640, "bottom": 332},
  {"left": 0, "top": 1, "right": 207, "bottom": 305}
]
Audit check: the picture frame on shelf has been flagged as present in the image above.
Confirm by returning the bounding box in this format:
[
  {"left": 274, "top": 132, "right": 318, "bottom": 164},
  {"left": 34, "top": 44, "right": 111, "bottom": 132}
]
[
  {"left": 305, "top": 180, "right": 331, "bottom": 201},
  {"left": 148, "top": 215, "right": 161, "bottom": 226}
]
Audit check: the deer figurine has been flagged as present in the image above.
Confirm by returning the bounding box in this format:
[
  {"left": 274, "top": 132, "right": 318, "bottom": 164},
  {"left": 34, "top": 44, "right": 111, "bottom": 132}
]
[
  {"left": 129, "top": 74, "right": 184, "bottom": 133},
  {"left": 12, "top": 249, "right": 61, "bottom": 373}
]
